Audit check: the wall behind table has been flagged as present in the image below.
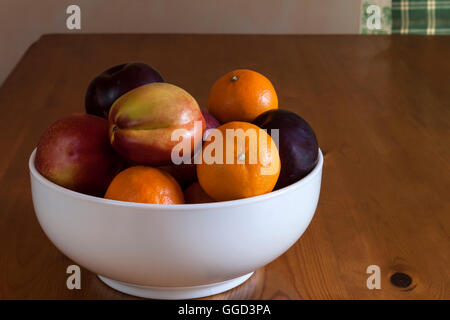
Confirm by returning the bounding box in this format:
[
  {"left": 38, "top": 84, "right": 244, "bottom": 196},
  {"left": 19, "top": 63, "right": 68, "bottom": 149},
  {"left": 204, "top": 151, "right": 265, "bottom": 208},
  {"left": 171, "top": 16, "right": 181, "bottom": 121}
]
[{"left": 0, "top": 0, "right": 361, "bottom": 85}]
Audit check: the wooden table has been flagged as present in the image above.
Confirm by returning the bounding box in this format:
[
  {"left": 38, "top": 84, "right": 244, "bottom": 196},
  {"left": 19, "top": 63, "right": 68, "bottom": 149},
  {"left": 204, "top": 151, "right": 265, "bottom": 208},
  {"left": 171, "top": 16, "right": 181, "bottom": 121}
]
[{"left": 0, "top": 34, "right": 448, "bottom": 299}]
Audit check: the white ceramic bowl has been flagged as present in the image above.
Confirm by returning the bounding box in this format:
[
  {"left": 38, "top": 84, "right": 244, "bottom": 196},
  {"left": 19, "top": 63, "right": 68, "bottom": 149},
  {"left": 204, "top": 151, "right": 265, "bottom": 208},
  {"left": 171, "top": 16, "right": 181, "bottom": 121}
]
[{"left": 29, "top": 149, "right": 323, "bottom": 299}]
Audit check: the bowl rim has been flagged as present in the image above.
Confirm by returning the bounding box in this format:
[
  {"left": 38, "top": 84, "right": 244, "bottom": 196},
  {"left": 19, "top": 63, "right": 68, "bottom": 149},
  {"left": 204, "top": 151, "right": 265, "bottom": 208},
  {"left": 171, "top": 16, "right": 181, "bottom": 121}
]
[{"left": 29, "top": 148, "right": 323, "bottom": 210}]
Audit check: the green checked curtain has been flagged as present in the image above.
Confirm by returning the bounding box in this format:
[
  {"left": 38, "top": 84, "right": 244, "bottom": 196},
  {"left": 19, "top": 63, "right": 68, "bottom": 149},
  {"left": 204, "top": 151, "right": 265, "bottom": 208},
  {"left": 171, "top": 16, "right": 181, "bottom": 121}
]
[
  {"left": 392, "top": 0, "right": 450, "bottom": 34},
  {"left": 361, "top": 0, "right": 450, "bottom": 34}
]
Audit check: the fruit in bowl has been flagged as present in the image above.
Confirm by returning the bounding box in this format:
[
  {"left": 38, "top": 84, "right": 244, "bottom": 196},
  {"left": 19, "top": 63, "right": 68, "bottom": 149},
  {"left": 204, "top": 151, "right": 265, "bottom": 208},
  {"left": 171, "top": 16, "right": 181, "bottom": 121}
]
[
  {"left": 158, "top": 162, "right": 197, "bottom": 189},
  {"left": 201, "top": 109, "right": 220, "bottom": 132},
  {"left": 157, "top": 110, "right": 220, "bottom": 189},
  {"left": 108, "top": 82, "right": 205, "bottom": 166},
  {"left": 29, "top": 148, "right": 323, "bottom": 299},
  {"left": 105, "top": 166, "right": 184, "bottom": 204},
  {"left": 252, "top": 109, "right": 319, "bottom": 190},
  {"left": 197, "top": 122, "right": 281, "bottom": 201},
  {"left": 85, "top": 62, "right": 163, "bottom": 118},
  {"left": 35, "top": 114, "right": 122, "bottom": 197},
  {"left": 184, "top": 182, "right": 214, "bottom": 204},
  {"left": 207, "top": 69, "right": 278, "bottom": 123},
  {"left": 29, "top": 65, "right": 323, "bottom": 299}
]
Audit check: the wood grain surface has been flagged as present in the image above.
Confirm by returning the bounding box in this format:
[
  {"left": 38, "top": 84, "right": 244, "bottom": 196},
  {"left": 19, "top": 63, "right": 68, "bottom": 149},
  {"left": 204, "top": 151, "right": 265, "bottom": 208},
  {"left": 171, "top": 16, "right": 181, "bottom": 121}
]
[{"left": 0, "top": 34, "right": 448, "bottom": 299}]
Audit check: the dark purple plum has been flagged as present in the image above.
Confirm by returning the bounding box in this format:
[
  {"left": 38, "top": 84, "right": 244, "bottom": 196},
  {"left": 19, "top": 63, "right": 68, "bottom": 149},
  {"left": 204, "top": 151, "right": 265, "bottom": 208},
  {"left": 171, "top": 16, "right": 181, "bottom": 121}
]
[
  {"left": 201, "top": 109, "right": 220, "bottom": 132},
  {"left": 252, "top": 109, "right": 318, "bottom": 189},
  {"left": 85, "top": 62, "right": 163, "bottom": 118}
]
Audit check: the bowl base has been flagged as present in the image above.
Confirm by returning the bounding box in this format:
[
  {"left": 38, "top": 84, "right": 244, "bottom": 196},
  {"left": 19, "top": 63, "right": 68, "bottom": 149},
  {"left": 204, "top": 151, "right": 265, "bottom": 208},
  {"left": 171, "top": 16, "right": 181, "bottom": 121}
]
[{"left": 98, "top": 272, "right": 254, "bottom": 299}]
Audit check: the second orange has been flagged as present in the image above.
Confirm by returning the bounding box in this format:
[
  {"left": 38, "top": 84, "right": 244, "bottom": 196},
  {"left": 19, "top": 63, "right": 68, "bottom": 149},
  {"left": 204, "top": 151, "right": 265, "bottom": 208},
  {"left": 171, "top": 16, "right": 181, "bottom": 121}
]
[{"left": 207, "top": 69, "right": 278, "bottom": 123}]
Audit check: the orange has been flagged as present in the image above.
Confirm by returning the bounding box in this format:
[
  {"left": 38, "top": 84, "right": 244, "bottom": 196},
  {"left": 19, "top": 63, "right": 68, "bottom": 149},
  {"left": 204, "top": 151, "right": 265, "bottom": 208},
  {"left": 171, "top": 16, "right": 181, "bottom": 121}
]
[
  {"left": 184, "top": 182, "right": 215, "bottom": 204},
  {"left": 105, "top": 166, "right": 184, "bottom": 204},
  {"left": 197, "top": 122, "right": 280, "bottom": 201},
  {"left": 207, "top": 69, "right": 278, "bottom": 123}
]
